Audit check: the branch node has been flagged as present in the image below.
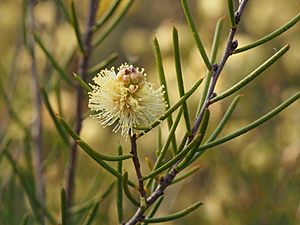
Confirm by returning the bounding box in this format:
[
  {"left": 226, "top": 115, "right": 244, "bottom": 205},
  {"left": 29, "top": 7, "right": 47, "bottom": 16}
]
[
  {"left": 231, "top": 40, "right": 239, "bottom": 52},
  {"left": 235, "top": 12, "right": 241, "bottom": 24}
]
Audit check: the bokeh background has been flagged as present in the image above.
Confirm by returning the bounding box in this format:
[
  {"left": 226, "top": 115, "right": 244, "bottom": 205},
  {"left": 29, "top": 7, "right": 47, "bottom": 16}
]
[{"left": 1, "top": 0, "right": 300, "bottom": 224}]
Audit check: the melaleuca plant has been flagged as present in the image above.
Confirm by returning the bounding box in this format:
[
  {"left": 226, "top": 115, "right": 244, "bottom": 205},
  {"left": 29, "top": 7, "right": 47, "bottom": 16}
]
[{"left": 1, "top": 0, "right": 300, "bottom": 225}]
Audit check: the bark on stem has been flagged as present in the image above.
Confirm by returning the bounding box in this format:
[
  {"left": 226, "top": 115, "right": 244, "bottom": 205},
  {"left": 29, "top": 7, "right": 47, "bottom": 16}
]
[{"left": 130, "top": 134, "right": 147, "bottom": 205}]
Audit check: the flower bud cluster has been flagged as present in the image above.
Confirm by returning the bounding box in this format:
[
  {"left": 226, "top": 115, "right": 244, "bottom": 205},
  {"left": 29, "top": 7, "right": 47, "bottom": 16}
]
[{"left": 116, "top": 66, "right": 145, "bottom": 94}]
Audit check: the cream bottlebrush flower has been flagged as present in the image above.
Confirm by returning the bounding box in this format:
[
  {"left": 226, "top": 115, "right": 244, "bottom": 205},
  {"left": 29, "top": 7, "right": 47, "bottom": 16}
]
[{"left": 88, "top": 63, "right": 166, "bottom": 138}]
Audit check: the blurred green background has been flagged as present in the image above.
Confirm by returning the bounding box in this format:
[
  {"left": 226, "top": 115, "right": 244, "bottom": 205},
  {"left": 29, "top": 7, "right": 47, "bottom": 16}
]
[{"left": 1, "top": 0, "right": 300, "bottom": 224}]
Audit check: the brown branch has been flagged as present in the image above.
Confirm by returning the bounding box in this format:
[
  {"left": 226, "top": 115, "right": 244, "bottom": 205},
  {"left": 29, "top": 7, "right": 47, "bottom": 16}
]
[
  {"left": 130, "top": 134, "right": 147, "bottom": 204},
  {"left": 66, "top": 0, "right": 100, "bottom": 209},
  {"left": 124, "top": 1, "right": 249, "bottom": 224}
]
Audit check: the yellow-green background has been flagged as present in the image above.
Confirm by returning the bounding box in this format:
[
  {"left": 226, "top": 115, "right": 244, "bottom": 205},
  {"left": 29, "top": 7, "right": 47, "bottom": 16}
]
[{"left": 1, "top": 0, "right": 300, "bottom": 224}]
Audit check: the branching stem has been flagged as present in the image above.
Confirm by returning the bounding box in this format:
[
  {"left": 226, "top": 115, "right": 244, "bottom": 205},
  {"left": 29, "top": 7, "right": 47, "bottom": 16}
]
[{"left": 124, "top": 1, "right": 249, "bottom": 224}]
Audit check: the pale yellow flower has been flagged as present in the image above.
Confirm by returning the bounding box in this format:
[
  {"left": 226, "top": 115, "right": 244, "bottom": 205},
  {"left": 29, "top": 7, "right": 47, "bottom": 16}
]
[{"left": 88, "top": 63, "right": 166, "bottom": 138}]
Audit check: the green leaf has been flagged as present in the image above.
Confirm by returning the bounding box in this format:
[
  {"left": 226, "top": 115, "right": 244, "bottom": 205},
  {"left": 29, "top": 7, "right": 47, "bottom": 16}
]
[
  {"left": 211, "top": 44, "right": 290, "bottom": 103},
  {"left": 198, "top": 91, "right": 300, "bottom": 152},
  {"left": 117, "top": 146, "right": 123, "bottom": 223},
  {"left": 210, "top": 17, "right": 225, "bottom": 64},
  {"left": 70, "top": 0, "right": 85, "bottom": 53},
  {"left": 143, "top": 201, "right": 202, "bottom": 223},
  {"left": 122, "top": 171, "right": 140, "bottom": 207},
  {"left": 153, "top": 109, "right": 182, "bottom": 170},
  {"left": 33, "top": 32, "right": 73, "bottom": 85},
  {"left": 0, "top": 76, "right": 28, "bottom": 133},
  {"left": 73, "top": 73, "right": 92, "bottom": 93},
  {"left": 87, "top": 53, "right": 118, "bottom": 76},
  {"left": 206, "top": 95, "right": 241, "bottom": 143},
  {"left": 195, "top": 71, "right": 211, "bottom": 117},
  {"left": 153, "top": 36, "right": 177, "bottom": 153},
  {"left": 176, "top": 109, "right": 210, "bottom": 170},
  {"left": 60, "top": 188, "right": 68, "bottom": 225},
  {"left": 5, "top": 151, "right": 58, "bottom": 225},
  {"left": 58, "top": 118, "right": 138, "bottom": 188},
  {"left": 137, "top": 78, "right": 203, "bottom": 138},
  {"left": 54, "top": 0, "right": 71, "bottom": 23},
  {"left": 195, "top": 17, "right": 224, "bottom": 115},
  {"left": 173, "top": 26, "right": 191, "bottom": 133},
  {"left": 155, "top": 127, "right": 163, "bottom": 158},
  {"left": 227, "top": 0, "right": 236, "bottom": 28},
  {"left": 181, "top": 0, "right": 211, "bottom": 71},
  {"left": 70, "top": 182, "right": 115, "bottom": 215},
  {"left": 0, "top": 137, "right": 11, "bottom": 165},
  {"left": 172, "top": 165, "right": 200, "bottom": 185},
  {"left": 59, "top": 117, "right": 132, "bottom": 161},
  {"left": 145, "top": 109, "right": 183, "bottom": 190},
  {"left": 93, "top": 0, "right": 122, "bottom": 31},
  {"left": 20, "top": 214, "right": 30, "bottom": 225},
  {"left": 234, "top": 12, "right": 300, "bottom": 54},
  {"left": 143, "top": 134, "right": 203, "bottom": 180},
  {"left": 81, "top": 201, "right": 100, "bottom": 225},
  {"left": 41, "top": 89, "right": 69, "bottom": 146},
  {"left": 93, "top": 0, "right": 135, "bottom": 47},
  {"left": 142, "top": 197, "right": 164, "bottom": 225}
]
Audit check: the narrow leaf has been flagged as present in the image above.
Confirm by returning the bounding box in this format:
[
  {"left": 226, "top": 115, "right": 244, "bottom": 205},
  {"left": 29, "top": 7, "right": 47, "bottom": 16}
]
[
  {"left": 195, "top": 71, "right": 211, "bottom": 117},
  {"left": 153, "top": 36, "right": 177, "bottom": 153},
  {"left": 117, "top": 146, "right": 123, "bottom": 223},
  {"left": 206, "top": 95, "right": 241, "bottom": 143},
  {"left": 41, "top": 89, "right": 69, "bottom": 146},
  {"left": 142, "top": 197, "right": 164, "bottom": 225},
  {"left": 173, "top": 26, "right": 191, "bottom": 133},
  {"left": 181, "top": 0, "right": 211, "bottom": 70},
  {"left": 155, "top": 127, "right": 163, "bottom": 158},
  {"left": 5, "top": 151, "right": 58, "bottom": 225},
  {"left": 70, "top": 0, "right": 85, "bottom": 53},
  {"left": 172, "top": 165, "right": 200, "bottom": 185},
  {"left": 70, "top": 182, "right": 115, "bottom": 215},
  {"left": 81, "top": 201, "right": 100, "bottom": 225},
  {"left": 0, "top": 77, "right": 28, "bottom": 133},
  {"left": 73, "top": 73, "right": 92, "bottom": 93},
  {"left": 58, "top": 117, "right": 137, "bottom": 187},
  {"left": 234, "top": 12, "right": 300, "bottom": 54},
  {"left": 153, "top": 109, "right": 182, "bottom": 170},
  {"left": 227, "top": 0, "right": 236, "bottom": 28},
  {"left": 145, "top": 109, "right": 183, "bottom": 190},
  {"left": 93, "top": 0, "right": 135, "bottom": 47},
  {"left": 54, "top": 0, "right": 71, "bottom": 23},
  {"left": 137, "top": 78, "right": 203, "bottom": 138},
  {"left": 198, "top": 91, "right": 300, "bottom": 152},
  {"left": 20, "top": 214, "right": 30, "bottom": 225},
  {"left": 33, "top": 33, "right": 72, "bottom": 85},
  {"left": 59, "top": 117, "right": 132, "bottom": 161},
  {"left": 143, "top": 134, "right": 203, "bottom": 180},
  {"left": 176, "top": 109, "right": 210, "bottom": 170},
  {"left": 211, "top": 44, "right": 290, "bottom": 103},
  {"left": 93, "top": 0, "right": 122, "bottom": 31},
  {"left": 60, "top": 188, "right": 68, "bottom": 225},
  {"left": 143, "top": 201, "right": 202, "bottom": 223},
  {"left": 122, "top": 171, "right": 140, "bottom": 207},
  {"left": 210, "top": 17, "right": 225, "bottom": 64}
]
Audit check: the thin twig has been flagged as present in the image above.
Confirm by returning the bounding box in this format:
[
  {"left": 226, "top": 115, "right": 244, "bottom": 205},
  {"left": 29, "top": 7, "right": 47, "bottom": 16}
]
[
  {"left": 66, "top": 0, "right": 100, "bottom": 209},
  {"left": 28, "top": 0, "right": 45, "bottom": 223},
  {"left": 130, "top": 134, "right": 147, "bottom": 205},
  {"left": 124, "top": 1, "right": 249, "bottom": 224}
]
